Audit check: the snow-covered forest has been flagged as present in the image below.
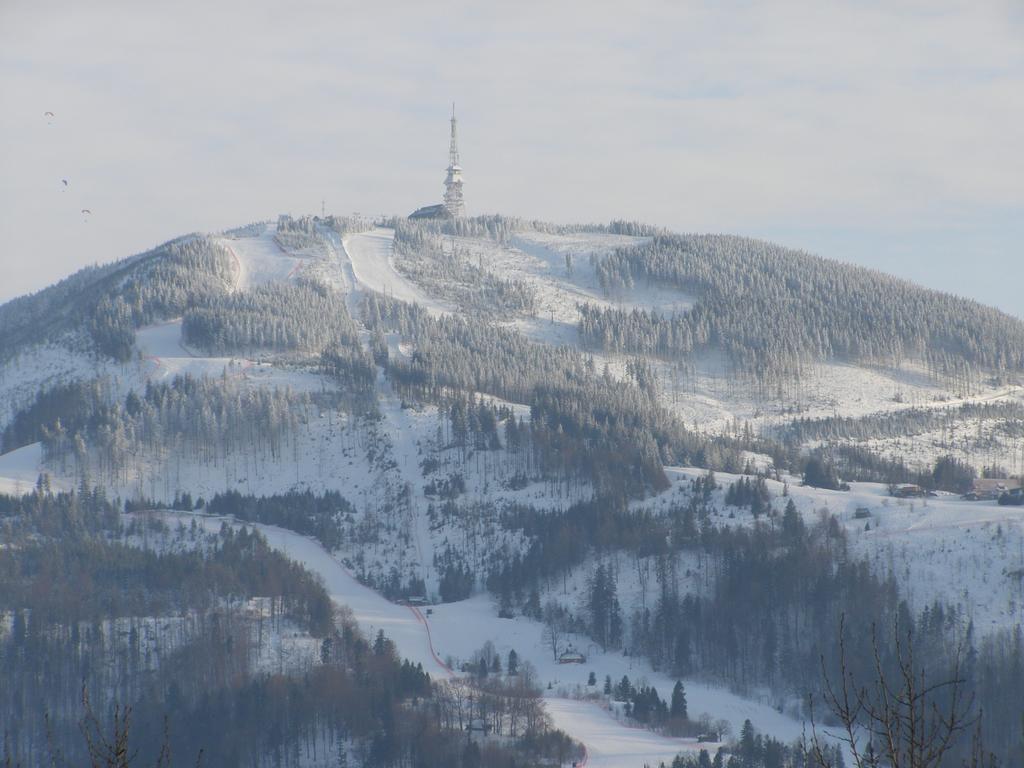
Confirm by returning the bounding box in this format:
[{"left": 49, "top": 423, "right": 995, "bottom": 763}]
[{"left": 580, "top": 234, "right": 1024, "bottom": 385}]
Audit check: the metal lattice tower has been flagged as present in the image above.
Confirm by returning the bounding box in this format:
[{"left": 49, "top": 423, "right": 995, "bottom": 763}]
[{"left": 443, "top": 103, "right": 465, "bottom": 217}]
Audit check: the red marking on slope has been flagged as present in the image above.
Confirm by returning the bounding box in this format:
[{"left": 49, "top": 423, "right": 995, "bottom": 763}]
[
  {"left": 223, "top": 237, "right": 303, "bottom": 283},
  {"left": 407, "top": 605, "right": 455, "bottom": 676},
  {"left": 317, "top": 552, "right": 452, "bottom": 678},
  {"left": 223, "top": 243, "right": 243, "bottom": 290},
  {"left": 576, "top": 743, "right": 589, "bottom": 767}
]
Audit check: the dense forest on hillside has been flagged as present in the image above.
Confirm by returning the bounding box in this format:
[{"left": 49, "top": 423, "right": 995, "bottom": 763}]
[
  {"left": 278, "top": 212, "right": 371, "bottom": 245},
  {"left": 0, "top": 489, "right": 580, "bottom": 767},
  {"left": 361, "top": 293, "right": 776, "bottom": 495},
  {"left": 208, "top": 489, "right": 354, "bottom": 550},
  {"left": 0, "top": 489, "right": 330, "bottom": 763},
  {"left": 182, "top": 279, "right": 360, "bottom": 354},
  {"left": 0, "top": 236, "right": 235, "bottom": 361},
  {"left": 21, "top": 374, "right": 316, "bottom": 487},
  {"left": 1, "top": 378, "right": 114, "bottom": 454},
  {"left": 85, "top": 237, "right": 235, "bottom": 361},
  {"left": 779, "top": 399, "right": 1024, "bottom": 445},
  {"left": 579, "top": 234, "right": 1024, "bottom": 385}
]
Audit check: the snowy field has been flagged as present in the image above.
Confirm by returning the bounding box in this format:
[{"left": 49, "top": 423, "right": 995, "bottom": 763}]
[
  {"left": 443, "top": 230, "right": 689, "bottom": 346},
  {"left": 0, "top": 441, "right": 50, "bottom": 495},
  {"left": 635, "top": 354, "right": 1015, "bottom": 440},
  {"left": 802, "top": 385, "right": 1024, "bottom": 477},
  {"left": 545, "top": 698, "right": 700, "bottom": 768},
  {"left": 134, "top": 319, "right": 334, "bottom": 394}
]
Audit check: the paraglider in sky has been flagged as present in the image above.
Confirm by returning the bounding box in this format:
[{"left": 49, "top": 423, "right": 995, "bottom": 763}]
[
  {"left": 61, "top": 179, "right": 68, "bottom": 188},
  {"left": 81, "top": 209, "right": 91, "bottom": 214},
  {"left": 81, "top": 208, "right": 92, "bottom": 222},
  {"left": 44, "top": 111, "right": 55, "bottom": 124}
]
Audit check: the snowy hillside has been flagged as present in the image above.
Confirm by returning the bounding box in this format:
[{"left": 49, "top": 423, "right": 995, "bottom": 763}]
[{"left": 2, "top": 211, "right": 1022, "bottom": 766}]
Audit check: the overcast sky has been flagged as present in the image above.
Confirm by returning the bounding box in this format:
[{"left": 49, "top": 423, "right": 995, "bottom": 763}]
[{"left": 1, "top": 0, "right": 1021, "bottom": 316}]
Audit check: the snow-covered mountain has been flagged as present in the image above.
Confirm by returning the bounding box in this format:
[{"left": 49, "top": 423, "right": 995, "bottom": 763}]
[{"left": 2, "top": 212, "right": 1022, "bottom": 766}]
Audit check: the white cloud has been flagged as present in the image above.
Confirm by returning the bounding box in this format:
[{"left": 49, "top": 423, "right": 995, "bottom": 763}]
[{"left": 1, "top": 0, "right": 1021, "bottom": 313}]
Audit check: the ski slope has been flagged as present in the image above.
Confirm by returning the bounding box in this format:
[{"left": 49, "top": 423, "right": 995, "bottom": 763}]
[
  {"left": 223, "top": 517, "right": 454, "bottom": 676},
  {"left": 134, "top": 319, "right": 252, "bottom": 382},
  {"left": 545, "top": 699, "right": 700, "bottom": 768},
  {"left": 220, "top": 224, "right": 304, "bottom": 290},
  {"left": 342, "top": 228, "right": 449, "bottom": 315},
  {"left": 134, "top": 321, "right": 244, "bottom": 381},
  {"left": 133, "top": 319, "right": 328, "bottom": 395}
]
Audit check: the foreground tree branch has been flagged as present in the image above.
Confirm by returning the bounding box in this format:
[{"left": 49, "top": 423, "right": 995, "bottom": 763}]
[{"left": 808, "top": 614, "right": 995, "bottom": 768}]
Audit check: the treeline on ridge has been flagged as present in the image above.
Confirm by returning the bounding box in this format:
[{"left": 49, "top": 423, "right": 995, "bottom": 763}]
[
  {"left": 579, "top": 233, "right": 1024, "bottom": 383},
  {"left": 0, "top": 236, "right": 236, "bottom": 362}
]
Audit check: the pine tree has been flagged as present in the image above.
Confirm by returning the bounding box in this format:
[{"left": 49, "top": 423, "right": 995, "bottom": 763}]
[
  {"left": 670, "top": 680, "right": 688, "bottom": 720},
  {"left": 781, "top": 498, "right": 805, "bottom": 545},
  {"left": 739, "top": 719, "right": 757, "bottom": 767}
]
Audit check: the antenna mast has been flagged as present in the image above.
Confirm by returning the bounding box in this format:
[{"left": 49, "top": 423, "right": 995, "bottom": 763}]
[{"left": 443, "top": 103, "right": 465, "bottom": 217}]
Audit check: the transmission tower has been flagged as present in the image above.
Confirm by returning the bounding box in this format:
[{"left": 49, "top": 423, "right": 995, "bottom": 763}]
[{"left": 443, "top": 103, "right": 465, "bottom": 217}]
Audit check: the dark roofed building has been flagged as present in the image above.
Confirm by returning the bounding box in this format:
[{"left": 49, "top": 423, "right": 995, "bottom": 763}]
[{"left": 408, "top": 204, "right": 451, "bottom": 220}]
